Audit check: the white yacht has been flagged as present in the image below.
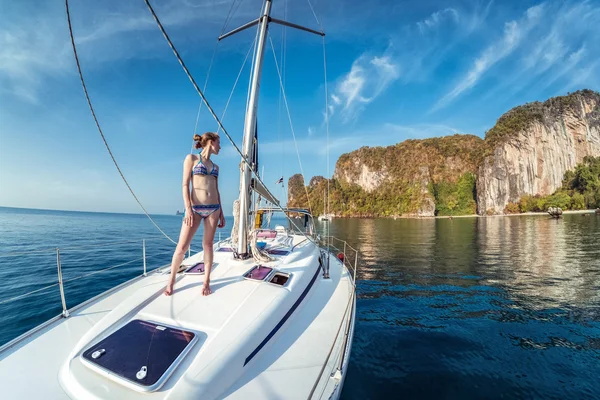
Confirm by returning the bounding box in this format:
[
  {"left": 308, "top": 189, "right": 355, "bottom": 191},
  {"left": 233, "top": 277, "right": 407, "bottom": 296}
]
[{"left": 0, "top": 1, "right": 357, "bottom": 399}]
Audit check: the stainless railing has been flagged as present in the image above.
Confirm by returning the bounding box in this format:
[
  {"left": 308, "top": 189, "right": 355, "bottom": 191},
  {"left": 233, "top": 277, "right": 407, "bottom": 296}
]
[
  {"left": 2, "top": 232, "right": 359, "bottom": 398},
  {"left": 0, "top": 238, "right": 180, "bottom": 318},
  {"left": 320, "top": 235, "right": 359, "bottom": 284},
  {"left": 308, "top": 235, "right": 359, "bottom": 399}
]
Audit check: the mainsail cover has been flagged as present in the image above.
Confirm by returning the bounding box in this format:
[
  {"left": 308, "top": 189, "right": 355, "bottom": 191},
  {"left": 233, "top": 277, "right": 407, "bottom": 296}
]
[{"left": 251, "top": 177, "right": 279, "bottom": 205}]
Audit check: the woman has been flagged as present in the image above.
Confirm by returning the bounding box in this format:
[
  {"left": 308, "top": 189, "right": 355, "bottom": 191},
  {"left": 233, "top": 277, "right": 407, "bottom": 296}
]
[{"left": 164, "top": 132, "right": 225, "bottom": 297}]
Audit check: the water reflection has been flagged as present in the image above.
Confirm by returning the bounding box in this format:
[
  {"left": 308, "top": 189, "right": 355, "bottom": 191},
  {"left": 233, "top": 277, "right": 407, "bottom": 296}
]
[
  {"left": 328, "top": 214, "right": 600, "bottom": 400},
  {"left": 478, "top": 216, "right": 600, "bottom": 308}
]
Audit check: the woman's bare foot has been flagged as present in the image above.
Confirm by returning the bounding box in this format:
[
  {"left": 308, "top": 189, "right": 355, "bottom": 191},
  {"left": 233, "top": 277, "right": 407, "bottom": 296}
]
[
  {"left": 164, "top": 281, "right": 175, "bottom": 296},
  {"left": 202, "top": 282, "right": 212, "bottom": 296}
]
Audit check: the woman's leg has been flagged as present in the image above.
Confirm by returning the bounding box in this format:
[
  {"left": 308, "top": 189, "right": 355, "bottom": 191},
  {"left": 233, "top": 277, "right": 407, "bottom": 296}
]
[
  {"left": 164, "top": 212, "right": 202, "bottom": 296},
  {"left": 201, "top": 209, "right": 220, "bottom": 296}
]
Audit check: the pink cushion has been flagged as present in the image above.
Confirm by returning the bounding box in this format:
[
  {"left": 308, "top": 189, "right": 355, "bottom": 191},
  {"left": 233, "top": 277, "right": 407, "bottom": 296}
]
[{"left": 257, "top": 230, "right": 277, "bottom": 239}]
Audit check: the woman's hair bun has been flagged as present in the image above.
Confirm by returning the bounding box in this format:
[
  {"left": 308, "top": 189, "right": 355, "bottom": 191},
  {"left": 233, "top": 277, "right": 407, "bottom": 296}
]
[
  {"left": 193, "top": 132, "right": 219, "bottom": 149},
  {"left": 193, "top": 133, "right": 204, "bottom": 149}
]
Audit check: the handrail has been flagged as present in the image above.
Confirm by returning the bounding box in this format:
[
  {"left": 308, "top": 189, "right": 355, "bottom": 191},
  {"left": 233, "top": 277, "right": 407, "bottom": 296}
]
[
  {"left": 320, "top": 235, "right": 359, "bottom": 284},
  {"left": 56, "top": 248, "right": 69, "bottom": 317},
  {"left": 61, "top": 257, "right": 144, "bottom": 285},
  {"left": 2, "top": 234, "right": 357, "bottom": 398},
  {"left": 0, "top": 236, "right": 174, "bottom": 257},
  {"left": 307, "top": 286, "right": 354, "bottom": 399},
  {"left": 0, "top": 238, "right": 174, "bottom": 322},
  {"left": 0, "top": 282, "right": 60, "bottom": 306},
  {"left": 307, "top": 235, "right": 359, "bottom": 399}
]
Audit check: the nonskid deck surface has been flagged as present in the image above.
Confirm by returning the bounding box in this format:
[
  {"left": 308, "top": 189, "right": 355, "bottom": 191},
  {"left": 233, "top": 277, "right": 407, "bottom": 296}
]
[{"left": 0, "top": 233, "right": 354, "bottom": 399}]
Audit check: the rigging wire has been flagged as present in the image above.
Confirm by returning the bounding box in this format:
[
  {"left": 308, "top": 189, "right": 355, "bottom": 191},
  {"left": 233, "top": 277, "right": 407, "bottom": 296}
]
[
  {"left": 65, "top": 0, "right": 178, "bottom": 246},
  {"left": 65, "top": 0, "right": 254, "bottom": 250},
  {"left": 191, "top": 41, "right": 220, "bottom": 145},
  {"left": 321, "top": 35, "right": 331, "bottom": 242},
  {"left": 221, "top": 0, "right": 240, "bottom": 35},
  {"left": 192, "top": 0, "right": 246, "bottom": 148},
  {"left": 276, "top": 0, "right": 288, "bottom": 205},
  {"left": 192, "top": 0, "right": 243, "bottom": 148},
  {"left": 217, "top": 36, "right": 258, "bottom": 132},
  {"left": 268, "top": 35, "right": 313, "bottom": 214},
  {"left": 306, "top": 0, "right": 324, "bottom": 31},
  {"left": 307, "top": 0, "right": 331, "bottom": 239},
  {"left": 143, "top": 0, "right": 321, "bottom": 246},
  {"left": 225, "top": 0, "right": 247, "bottom": 34},
  {"left": 141, "top": 0, "right": 249, "bottom": 162}
]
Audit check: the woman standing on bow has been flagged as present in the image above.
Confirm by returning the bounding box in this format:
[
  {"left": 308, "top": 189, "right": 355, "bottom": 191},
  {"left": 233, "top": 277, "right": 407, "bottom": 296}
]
[{"left": 165, "top": 132, "right": 225, "bottom": 297}]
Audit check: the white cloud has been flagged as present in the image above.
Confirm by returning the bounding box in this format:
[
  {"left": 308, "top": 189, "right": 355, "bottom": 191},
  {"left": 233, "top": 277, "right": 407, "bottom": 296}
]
[
  {"left": 258, "top": 122, "right": 472, "bottom": 159},
  {"left": 383, "top": 123, "right": 471, "bottom": 139},
  {"left": 520, "top": 1, "right": 600, "bottom": 90},
  {"left": 540, "top": 45, "right": 587, "bottom": 90},
  {"left": 460, "top": 0, "right": 600, "bottom": 106},
  {"left": 75, "top": 1, "right": 244, "bottom": 45},
  {"left": 558, "top": 61, "right": 600, "bottom": 94},
  {"left": 417, "top": 8, "right": 459, "bottom": 34},
  {"left": 0, "top": 0, "right": 255, "bottom": 103},
  {"left": 386, "top": 3, "right": 491, "bottom": 86},
  {"left": 329, "top": 52, "right": 400, "bottom": 122},
  {"left": 0, "top": 13, "right": 70, "bottom": 103},
  {"left": 432, "top": 4, "right": 545, "bottom": 112}
]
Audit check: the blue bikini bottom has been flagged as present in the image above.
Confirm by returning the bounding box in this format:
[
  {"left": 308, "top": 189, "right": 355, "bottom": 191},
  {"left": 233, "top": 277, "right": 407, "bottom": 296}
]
[{"left": 190, "top": 204, "right": 220, "bottom": 219}]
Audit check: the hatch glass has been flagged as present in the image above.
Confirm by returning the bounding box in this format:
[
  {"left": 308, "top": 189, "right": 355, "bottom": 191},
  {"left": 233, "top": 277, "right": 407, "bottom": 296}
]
[
  {"left": 244, "top": 265, "right": 273, "bottom": 281},
  {"left": 185, "top": 262, "right": 205, "bottom": 274},
  {"left": 82, "top": 320, "right": 196, "bottom": 391}
]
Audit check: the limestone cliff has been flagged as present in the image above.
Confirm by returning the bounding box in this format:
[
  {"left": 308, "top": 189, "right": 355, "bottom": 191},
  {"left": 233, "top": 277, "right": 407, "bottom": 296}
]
[
  {"left": 331, "top": 135, "right": 484, "bottom": 217},
  {"left": 477, "top": 90, "right": 600, "bottom": 214},
  {"left": 288, "top": 89, "right": 600, "bottom": 218}
]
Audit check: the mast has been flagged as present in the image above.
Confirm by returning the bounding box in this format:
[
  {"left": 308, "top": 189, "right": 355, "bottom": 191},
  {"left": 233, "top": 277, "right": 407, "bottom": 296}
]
[
  {"left": 236, "top": 0, "right": 273, "bottom": 258},
  {"left": 218, "top": 0, "right": 324, "bottom": 258}
]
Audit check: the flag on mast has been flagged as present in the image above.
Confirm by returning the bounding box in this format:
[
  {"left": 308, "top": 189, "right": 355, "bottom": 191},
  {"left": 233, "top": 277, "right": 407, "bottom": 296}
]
[{"left": 275, "top": 176, "right": 283, "bottom": 185}]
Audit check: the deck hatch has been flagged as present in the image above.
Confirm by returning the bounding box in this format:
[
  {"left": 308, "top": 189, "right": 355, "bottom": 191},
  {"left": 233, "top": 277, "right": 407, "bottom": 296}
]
[
  {"left": 81, "top": 320, "right": 196, "bottom": 391},
  {"left": 267, "top": 249, "right": 289, "bottom": 256},
  {"left": 244, "top": 265, "right": 273, "bottom": 281},
  {"left": 185, "top": 262, "right": 205, "bottom": 274},
  {"left": 269, "top": 272, "right": 290, "bottom": 286}
]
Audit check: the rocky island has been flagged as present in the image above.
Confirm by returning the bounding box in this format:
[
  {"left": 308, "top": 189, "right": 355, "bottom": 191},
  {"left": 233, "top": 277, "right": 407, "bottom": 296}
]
[{"left": 288, "top": 90, "right": 600, "bottom": 217}]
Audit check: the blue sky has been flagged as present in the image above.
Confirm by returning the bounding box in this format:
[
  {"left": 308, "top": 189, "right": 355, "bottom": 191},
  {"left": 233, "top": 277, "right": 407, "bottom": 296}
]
[{"left": 1, "top": 0, "right": 599, "bottom": 215}]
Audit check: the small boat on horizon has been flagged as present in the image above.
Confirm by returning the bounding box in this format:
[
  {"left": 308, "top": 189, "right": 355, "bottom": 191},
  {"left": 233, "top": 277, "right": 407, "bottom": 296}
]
[{"left": 548, "top": 207, "right": 563, "bottom": 218}]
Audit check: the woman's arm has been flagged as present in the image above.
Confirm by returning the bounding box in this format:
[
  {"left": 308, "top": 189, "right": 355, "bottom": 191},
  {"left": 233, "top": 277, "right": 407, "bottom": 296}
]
[
  {"left": 182, "top": 154, "right": 194, "bottom": 227},
  {"left": 216, "top": 167, "right": 225, "bottom": 228}
]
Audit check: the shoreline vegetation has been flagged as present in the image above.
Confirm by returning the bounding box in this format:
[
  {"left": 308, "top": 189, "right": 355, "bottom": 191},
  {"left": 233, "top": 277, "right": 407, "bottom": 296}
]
[
  {"left": 346, "top": 209, "right": 598, "bottom": 220},
  {"left": 291, "top": 153, "right": 600, "bottom": 219},
  {"left": 498, "top": 156, "right": 600, "bottom": 216},
  {"left": 293, "top": 155, "right": 599, "bottom": 219}
]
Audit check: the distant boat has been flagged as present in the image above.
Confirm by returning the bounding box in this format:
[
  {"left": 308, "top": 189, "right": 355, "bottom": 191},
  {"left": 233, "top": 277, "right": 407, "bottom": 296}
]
[
  {"left": 318, "top": 190, "right": 333, "bottom": 222},
  {"left": 547, "top": 207, "right": 563, "bottom": 218},
  {"left": 176, "top": 210, "right": 183, "bottom": 216}
]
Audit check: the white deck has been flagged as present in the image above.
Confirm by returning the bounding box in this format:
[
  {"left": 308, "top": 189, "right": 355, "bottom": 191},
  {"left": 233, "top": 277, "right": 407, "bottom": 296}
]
[{"left": 0, "top": 234, "right": 354, "bottom": 400}]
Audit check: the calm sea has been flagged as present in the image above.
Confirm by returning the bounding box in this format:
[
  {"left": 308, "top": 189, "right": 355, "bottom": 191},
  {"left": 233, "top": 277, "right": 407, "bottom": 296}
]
[{"left": 1, "top": 207, "right": 600, "bottom": 399}]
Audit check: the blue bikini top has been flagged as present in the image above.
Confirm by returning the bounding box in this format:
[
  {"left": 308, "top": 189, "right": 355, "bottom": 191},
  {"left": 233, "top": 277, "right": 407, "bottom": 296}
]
[{"left": 192, "top": 155, "right": 218, "bottom": 177}]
